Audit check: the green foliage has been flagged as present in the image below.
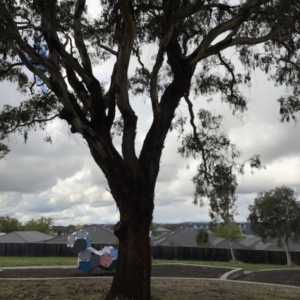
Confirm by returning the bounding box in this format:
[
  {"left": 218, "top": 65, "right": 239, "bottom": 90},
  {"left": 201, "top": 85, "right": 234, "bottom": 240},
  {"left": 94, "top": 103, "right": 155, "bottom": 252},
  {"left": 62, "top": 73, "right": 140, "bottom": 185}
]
[
  {"left": 75, "top": 224, "right": 83, "bottom": 230},
  {"left": 149, "top": 222, "right": 160, "bottom": 237},
  {"left": 23, "top": 216, "right": 54, "bottom": 234},
  {"left": 168, "top": 240, "right": 180, "bottom": 246},
  {"left": 196, "top": 228, "right": 211, "bottom": 247},
  {"left": 0, "top": 215, "right": 22, "bottom": 233},
  {"left": 248, "top": 186, "right": 300, "bottom": 247},
  {"left": 212, "top": 223, "right": 243, "bottom": 242}
]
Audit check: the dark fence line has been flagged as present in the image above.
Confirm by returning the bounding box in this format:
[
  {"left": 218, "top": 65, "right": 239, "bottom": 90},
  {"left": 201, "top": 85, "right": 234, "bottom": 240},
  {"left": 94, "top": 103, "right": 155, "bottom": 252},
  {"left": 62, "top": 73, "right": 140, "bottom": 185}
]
[
  {"left": 0, "top": 243, "right": 119, "bottom": 257},
  {"left": 152, "top": 246, "right": 299, "bottom": 265},
  {"left": 0, "top": 243, "right": 298, "bottom": 265}
]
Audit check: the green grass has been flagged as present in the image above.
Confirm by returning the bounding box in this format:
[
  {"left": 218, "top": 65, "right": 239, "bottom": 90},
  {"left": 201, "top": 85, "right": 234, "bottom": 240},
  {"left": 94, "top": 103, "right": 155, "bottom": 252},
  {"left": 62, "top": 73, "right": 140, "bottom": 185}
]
[
  {"left": 153, "top": 259, "right": 300, "bottom": 271},
  {"left": 0, "top": 256, "right": 77, "bottom": 267},
  {"left": 1, "top": 256, "right": 300, "bottom": 272},
  {"left": 1, "top": 278, "right": 300, "bottom": 300}
]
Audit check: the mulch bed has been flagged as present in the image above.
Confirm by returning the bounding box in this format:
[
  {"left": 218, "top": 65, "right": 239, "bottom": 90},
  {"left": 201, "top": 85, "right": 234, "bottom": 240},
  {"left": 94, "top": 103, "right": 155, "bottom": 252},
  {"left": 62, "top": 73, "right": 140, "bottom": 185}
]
[
  {"left": 2, "top": 265, "right": 300, "bottom": 288},
  {"left": 236, "top": 269, "right": 300, "bottom": 287},
  {"left": 0, "top": 265, "right": 231, "bottom": 279}
]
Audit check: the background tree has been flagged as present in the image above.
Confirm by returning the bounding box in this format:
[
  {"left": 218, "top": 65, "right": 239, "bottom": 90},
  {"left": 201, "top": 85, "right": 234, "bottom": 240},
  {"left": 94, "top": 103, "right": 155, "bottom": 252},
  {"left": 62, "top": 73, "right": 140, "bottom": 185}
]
[
  {"left": 212, "top": 223, "right": 243, "bottom": 242},
  {"left": 212, "top": 222, "right": 243, "bottom": 261},
  {"left": 75, "top": 224, "right": 83, "bottom": 230},
  {"left": 248, "top": 186, "right": 300, "bottom": 266},
  {"left": 23, "top": 216, "right": 54, "bottom": 234},
  {"left": 0, "top": 216, "right": 22, "bottom": 233},
  {"left": 0, "top": 1, "right": 299, "bottom": 299},
  {"left": 149, "top": 221, "right": 160, "bottom": 237},
  {"left": 196, "top": 228, "right": 211, "bottom": 247},
  {"left": 205, "top": 161, "right": 242, "bottom": 263}
]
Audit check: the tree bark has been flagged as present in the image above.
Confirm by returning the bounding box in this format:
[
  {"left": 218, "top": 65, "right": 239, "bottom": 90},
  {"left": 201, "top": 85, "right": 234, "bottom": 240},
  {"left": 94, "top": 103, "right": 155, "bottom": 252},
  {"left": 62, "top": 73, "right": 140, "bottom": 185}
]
[
  {"left": 105, "top": 194, "right": 153, "bottom": 300},
  {"left": 285, "top": 242, "right": 292, "bottom": 266},
  {"left": 229, "top": 237, "right": 236, "bottom": 263},
  {"left": 227, "top": 219, "right": 236, "bottom": 263}
]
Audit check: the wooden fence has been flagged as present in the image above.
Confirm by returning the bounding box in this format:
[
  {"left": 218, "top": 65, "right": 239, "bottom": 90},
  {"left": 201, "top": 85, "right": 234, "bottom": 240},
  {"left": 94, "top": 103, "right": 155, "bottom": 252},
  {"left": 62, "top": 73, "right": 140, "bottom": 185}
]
[{"left": 0, "top": 243, "right": 299, "bottom": 265}]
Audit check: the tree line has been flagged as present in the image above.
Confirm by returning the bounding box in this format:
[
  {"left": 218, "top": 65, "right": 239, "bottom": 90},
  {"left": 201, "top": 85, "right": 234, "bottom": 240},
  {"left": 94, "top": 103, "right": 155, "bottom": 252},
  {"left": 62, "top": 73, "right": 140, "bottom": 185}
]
[
  {"left": 196, "top": 185, "right": 300, "bottom": 266},
  {"left": 0, "top": 216, "right": 54, "bottom": 234}
]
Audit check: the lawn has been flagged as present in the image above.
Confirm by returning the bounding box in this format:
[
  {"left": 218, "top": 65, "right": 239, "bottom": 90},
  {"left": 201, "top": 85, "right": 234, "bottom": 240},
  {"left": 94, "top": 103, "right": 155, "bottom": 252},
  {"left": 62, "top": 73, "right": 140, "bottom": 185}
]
[
  {"left": 1, "top": 277, "right": 300, "bottom": 300},
  {"left": 1, "top": 257, "right": 300, "bottom": 299},
  {"left": 1, "top": 256, "right": 300, "bottom": 271}
]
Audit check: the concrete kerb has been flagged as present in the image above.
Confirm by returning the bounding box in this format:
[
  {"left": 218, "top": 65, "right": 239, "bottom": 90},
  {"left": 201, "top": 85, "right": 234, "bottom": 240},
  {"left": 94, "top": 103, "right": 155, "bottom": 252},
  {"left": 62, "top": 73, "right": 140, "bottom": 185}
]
[
  {"left": 2, "top": 276, "right": 300, "bottom": 291},
  {"left": 1, "top": 264, "right": 300, "bottom": 291},
  {"left": 220, "top": 268, "right": 244, "bottom": 280},
  {"left": 0, "top": 265, "right": 77, "bottom": 270}
]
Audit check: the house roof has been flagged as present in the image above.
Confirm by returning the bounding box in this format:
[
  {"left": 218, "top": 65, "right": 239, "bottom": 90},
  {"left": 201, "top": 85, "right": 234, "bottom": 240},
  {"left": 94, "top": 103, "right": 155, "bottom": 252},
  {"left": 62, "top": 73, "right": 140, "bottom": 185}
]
[
  {"left": 156, "top": 226, "right": 170, "bottom": 232},
  {"left": 0, "top": 231, "right": 53, "bottom": 243},
  {"left": 238, "top": 235, "right": 261, "bottom": 248},
  {"left": 254, "top": 242, "right": 272, "bottom": 250},
  {"left": 155, "top": 227, "right": 198, "bottom": 246},
  {"left": 155, "top": 227, "right": 249, "bottom": 249},
  {"left": 46, "top": 224, "right": 117, "bottom": 244},
  {"left": 260, "top": 240, "right": 300, "bottom": 251}
]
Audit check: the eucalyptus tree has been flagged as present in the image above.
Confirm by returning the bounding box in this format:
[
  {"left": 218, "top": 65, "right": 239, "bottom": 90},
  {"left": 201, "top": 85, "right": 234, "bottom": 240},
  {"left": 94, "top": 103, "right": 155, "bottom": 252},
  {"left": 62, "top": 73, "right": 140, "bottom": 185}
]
[
  {"left": 208, "top": 173, "right": 241, "bottom": 262},
  {"left": 0, "top": 215, "right": 22, "bottom": 233},
  {"left": 23, "top": 216, "right": 54, "bottom": 234},
  {"left": 196, "top": 228, "right": 211, "bottom": 247},
  {"left": 248, "top": 186, "right": 300, "bottom": 266},
  {"left": 0, "top": 0, "right": 299, "bottom": 299}
]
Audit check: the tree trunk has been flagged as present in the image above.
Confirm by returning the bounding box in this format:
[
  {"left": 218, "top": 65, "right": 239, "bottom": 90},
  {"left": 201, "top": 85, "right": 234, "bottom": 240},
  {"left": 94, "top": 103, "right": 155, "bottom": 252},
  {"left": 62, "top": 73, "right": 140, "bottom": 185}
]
[
  {"left": 105, "top": 190, "right": 154, "bottom": 300},
  {"left": 285, "top": 242, "right": 292, "bottom": 266},
  {"left": 228, "top": 221, "right": 236, "bottom": 263},
  {"left": 229, "top": 237, "right": 236, "bottom": 263}
]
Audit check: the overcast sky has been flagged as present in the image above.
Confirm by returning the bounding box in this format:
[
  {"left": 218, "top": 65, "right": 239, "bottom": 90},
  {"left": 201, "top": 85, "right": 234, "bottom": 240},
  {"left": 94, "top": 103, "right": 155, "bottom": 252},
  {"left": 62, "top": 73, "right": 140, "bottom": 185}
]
[{"left": 1, "top": 1, "right": 300, "bottom": 227}]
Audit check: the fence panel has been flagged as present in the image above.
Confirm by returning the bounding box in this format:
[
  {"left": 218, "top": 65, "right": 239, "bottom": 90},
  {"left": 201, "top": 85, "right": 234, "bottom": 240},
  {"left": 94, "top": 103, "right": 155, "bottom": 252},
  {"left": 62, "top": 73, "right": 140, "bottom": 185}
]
[{"left": 0, "top": 243, "right": 300, "bottom": 265}]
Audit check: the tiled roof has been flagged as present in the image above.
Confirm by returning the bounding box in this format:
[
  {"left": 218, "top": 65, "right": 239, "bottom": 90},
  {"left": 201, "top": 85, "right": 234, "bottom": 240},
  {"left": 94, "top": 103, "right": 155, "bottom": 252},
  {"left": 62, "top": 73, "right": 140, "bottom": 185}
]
[
  {"left": 46, "top": 224, "right": 117, "bottom": 244},
  {"left": 239, "top": 235, "right": 261, "bottom": 248},
  {"left": 0, "top": 231, "right": 53, "bottom": 243},
  {"left": 154, "top": 227, "right": 247, "bottom": 249},
  {"left": 155, "top": 226, "right": 170, "bottom": 232}
]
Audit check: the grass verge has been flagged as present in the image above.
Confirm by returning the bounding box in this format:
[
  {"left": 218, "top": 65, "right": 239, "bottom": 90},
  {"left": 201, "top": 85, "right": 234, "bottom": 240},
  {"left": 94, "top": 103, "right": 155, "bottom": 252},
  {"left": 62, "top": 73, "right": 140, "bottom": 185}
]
[
  {"left": 1, "top": 278, "right": 300, "bottom": 300},
  {"left": 0, "top": 257, "right": 77, "bottom": 267},
  {"left": 1, "top": 257, "right": 300, "bottom": 271},
  {"left": 153, "top": 260, "right": 300, "bottom": 271}
]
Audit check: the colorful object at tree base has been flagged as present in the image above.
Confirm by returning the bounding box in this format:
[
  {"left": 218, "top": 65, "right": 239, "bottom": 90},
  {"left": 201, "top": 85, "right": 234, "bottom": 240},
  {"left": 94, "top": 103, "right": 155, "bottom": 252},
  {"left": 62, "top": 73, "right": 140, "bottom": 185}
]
[{"left": 67, "top": 229, "right": 118, "bottom": 273}]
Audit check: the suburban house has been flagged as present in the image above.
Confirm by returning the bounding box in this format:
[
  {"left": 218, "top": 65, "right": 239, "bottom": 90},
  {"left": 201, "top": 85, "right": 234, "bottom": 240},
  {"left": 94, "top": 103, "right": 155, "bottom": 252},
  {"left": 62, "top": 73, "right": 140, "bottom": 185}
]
[
  {"left": 154, "top": 225, "right": 300, "bottom": 252},
  {"left": 241, "top": 236, "right": 300, "bottom": 251},
  {"left": 155, "top": 226, "right": 170, "bottom": 235},
  {"left": 46, "top": 224, "right": 117, "bottom": 244},
  {"left": 0, "top": 231, "right": 54, "bottom": 243},
  {"left": 154, "top": 227, "right": 248, "bottom": 249},
  {"left": 237, "top": 222, "right": 253, "bottom": 235}
]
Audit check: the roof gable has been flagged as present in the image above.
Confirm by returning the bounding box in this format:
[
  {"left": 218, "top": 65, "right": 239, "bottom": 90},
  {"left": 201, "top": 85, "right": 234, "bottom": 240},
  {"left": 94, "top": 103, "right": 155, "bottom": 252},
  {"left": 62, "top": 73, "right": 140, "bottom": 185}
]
[
  {"left": 47, "top": 224, "right": 117, "bottom": 244},
  {"left": 0, "top": 231, "right": 53, "bottom": 243}
]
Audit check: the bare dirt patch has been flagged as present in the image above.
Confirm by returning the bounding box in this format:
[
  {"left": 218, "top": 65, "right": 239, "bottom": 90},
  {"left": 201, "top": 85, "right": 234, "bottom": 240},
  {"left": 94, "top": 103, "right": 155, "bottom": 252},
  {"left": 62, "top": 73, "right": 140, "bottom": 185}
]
[
  {"left": 0, "top": 264, "right": 231, "bottom": 279},
  {"left": 236, "top": 269, "right": 300, "bottom": 287}
]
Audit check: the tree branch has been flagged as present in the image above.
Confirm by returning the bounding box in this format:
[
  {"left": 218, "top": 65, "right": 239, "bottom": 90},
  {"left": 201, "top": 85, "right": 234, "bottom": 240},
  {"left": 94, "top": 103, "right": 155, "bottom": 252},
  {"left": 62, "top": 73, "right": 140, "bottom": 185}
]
[
  {"left": 203, "top": 24, "right": 281, "bottom": 58},
  {"left": 0, "top": 62, "right": 24, "bottom": 76},
  {"left": 3, "top": 114, "right": 59, "bottom": 135},
  {"left": 184, "top": 94, "right": 209, "bottom": 184},
  {"left": 74, "top": 0, "right": 93, "bottom": 74},
  {"left": 96, "top": 41, "right": 118, "bottom": 56},
  {"left": 188, "top": 0, "right": 271, "bottom": 65},
  {"left": 116, "top": 0, "right": 138, "bottom": 164}
]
